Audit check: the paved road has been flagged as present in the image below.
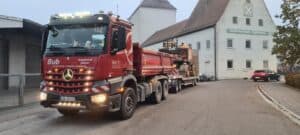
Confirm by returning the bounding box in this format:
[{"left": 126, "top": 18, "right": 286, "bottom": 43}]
[{"left": 0, "top": 80, "right": 299, "bottom": 135}]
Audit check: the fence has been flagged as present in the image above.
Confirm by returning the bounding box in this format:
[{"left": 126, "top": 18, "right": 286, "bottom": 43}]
[{"left": 0, "top": 73, "right": 41, "bottom": 109}]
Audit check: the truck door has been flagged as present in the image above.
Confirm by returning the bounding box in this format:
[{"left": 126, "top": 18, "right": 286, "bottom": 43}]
[{"left": 110, "top": 26, "right": 127, "bottom": 77}]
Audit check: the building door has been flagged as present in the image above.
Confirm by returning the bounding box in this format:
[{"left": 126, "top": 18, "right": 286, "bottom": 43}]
[{"left": 0, "top": 39, "right": 9, "bottom": 89}]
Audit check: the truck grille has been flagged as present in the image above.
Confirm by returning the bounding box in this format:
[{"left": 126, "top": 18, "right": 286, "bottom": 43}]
[{"left": 45, "top": 67, "right": 94, "bottom": 95}]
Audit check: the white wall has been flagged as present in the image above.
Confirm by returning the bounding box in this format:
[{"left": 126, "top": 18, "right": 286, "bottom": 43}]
[
  {"left": 145, "top": 28, "right": 216, "bottom": 77},
  {"left": 130, "top": 7, "right": 176, "bottom": 43},
  {"left": 216, "top": 0, "right": 277, "bottom": 79}
]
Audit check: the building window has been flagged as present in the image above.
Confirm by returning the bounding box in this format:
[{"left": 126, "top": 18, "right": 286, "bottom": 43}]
[
  {"left": 246, "top": 40, "right": 251, "bottom": 49},
  {"left": 227, "top": 60, "right": 233, "bottom": 69},
  {"left": 227, "top": 39, "right": 233, "bottom": 48},
  {"left": 233, "top": 17, "right": 238, "bottom": 24},
  {"left": 246, "top": 0, "right": 251, "bottom": 3},
  {"left": 246, "top": 18, "right": 251, "bottom": 25},
  {"left": 246, "top": 60, "right": 252, "bottom": 69},
  {"left": 263, "top": 40, "right": 268, "bottom": 49},
  {"left": 197, "top": 42, "right": 201, "bottom": 50},
  {"left": 263, "top": 60, "right": 269, "bottom": 69},
  {"left": 206, "top": 40, "right": 211, "bottom": 49},
  {"left": 259, "top": 19, "right": 264, "bottom": 26}
]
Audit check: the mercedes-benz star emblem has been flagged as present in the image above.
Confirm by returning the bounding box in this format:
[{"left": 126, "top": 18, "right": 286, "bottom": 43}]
[{"left": 63, "top": 69, "right": 74, "bottom": 81}]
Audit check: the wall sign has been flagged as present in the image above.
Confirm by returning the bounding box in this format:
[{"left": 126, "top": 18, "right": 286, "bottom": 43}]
[
  {"left": 227, "top": 29, "right": 271, "bottom": 36},
  {"left": 244, "top": 1, "right": 254, "bottom": 17}
]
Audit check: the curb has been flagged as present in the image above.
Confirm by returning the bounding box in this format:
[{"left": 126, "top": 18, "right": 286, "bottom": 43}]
[
  {"left": 257, "top": 84, "right": 300, "bottom": 126},
  {"left": 0, "top": 102, "right": 38, "bottom": 112}
]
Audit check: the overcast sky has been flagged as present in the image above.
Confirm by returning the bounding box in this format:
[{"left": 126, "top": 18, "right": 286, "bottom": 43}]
[{"left": 0, "top": 0, "right": 282, "bottom": 25}]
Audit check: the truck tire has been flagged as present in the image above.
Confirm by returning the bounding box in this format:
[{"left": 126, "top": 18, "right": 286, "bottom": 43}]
[
  {"left": 150, "top": 82, "right": 162, "bottom": 104},
  {"left": 170, "top": 80, "right": 180, "bottom": 93},
  {"left": 118, "top": 87, "right": 137, "bottom": 120},
  {"left": 162, "top": 80, "right": 169, "bottom": 100},
  {"left": 57, "top": 109, "right": 79, "bottom": 116}
]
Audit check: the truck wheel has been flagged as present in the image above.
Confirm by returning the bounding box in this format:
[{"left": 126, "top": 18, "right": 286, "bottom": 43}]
[
  {"left": 57, "top": 109, "right": 79, "bottom": 116},
  {"left": 150, "top": 82, "right": 162, "bottom": 104},
  {"left": 162, "top": 80, "right": 169, "bottom": 100},
  {"left": 118, "top": 87, "right": 137, "bottom": 120}
]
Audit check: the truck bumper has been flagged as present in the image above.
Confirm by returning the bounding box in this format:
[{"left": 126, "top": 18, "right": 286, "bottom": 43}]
[{"left": 40, "top": 92, "right": 122, "bottom": 112}]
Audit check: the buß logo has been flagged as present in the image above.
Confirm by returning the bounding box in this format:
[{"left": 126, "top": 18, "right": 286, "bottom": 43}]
[
  {"left": 48, "top": 59, "right": 60, "bottom": 65},
  {"left": 63, "top": 69, "right": 74, "bottom": 81}
]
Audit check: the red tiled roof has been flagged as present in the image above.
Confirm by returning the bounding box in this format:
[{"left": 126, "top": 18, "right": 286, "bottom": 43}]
[{"left": 143, "top": 0, "right": 230, "bottom": 47}]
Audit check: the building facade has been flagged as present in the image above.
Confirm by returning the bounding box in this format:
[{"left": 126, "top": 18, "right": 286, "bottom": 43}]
[
  {"left": 129, "top": 0, "right": 176, "bottom": 44},
  {"left": 142, "top": 0, "right": 277, "bottom": 79},
  {"left": 0, "top": 15, "right": 43, "bottom": 89}
]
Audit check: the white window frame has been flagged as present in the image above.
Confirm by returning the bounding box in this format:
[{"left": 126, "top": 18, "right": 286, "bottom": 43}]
[
  {"left": 227, "top": 39, "right": 233, "bottom": 49},
  {"left": 246, "top": 60, "right": 252, "bottom": 69},
  {"left": 206, "top": 40, "right": 211, "bottom": 49},
  {"left": 227, "top": 60, "right": 234, "bottom": 69},
  {"left": 263, "top": 40, "right": 268, "bottom": 49},
  {"left": 245, "top": 40, "right": 251, "bottom": 49}
]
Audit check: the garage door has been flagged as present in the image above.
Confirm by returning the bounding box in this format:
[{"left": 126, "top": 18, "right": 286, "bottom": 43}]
[{"left": 0, "top": 39, "right": 8, "bottom": 89}]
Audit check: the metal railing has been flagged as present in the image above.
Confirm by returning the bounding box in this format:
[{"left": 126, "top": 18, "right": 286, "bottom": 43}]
[{"left": 0, "top": 73, "right": 40, "bottom": 107}]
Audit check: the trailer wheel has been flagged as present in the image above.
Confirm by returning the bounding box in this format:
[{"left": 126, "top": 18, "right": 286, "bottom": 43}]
[
  {"left": 162, "top": 80, "right": 169, "bottom": 100},
  {"left": 192, "top": 79, "right": 197, "bottom": 86},
  {"left": 178, "top": 81, "right": 182, "bottom": 91},
  {"left": 57, "top": 109, "right": 79, "bottom": 116},
  {"left": 118, "top": 87, "right": 137, "bottom": 120},
  {"left": 150, "top": 82, "right": 162, "bottom": 104},
  {"left": 171, "top": 80, "right": 179, "bottom": 93}
]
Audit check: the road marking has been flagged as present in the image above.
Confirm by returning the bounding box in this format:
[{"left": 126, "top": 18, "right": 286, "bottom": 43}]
[{"left": 257, "top": 85, "right": 300, "bottom": 126}]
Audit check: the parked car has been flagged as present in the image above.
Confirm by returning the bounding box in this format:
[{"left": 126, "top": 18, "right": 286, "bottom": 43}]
[{"left": 251, "top": 70, "right": 280, "bottom": 82}]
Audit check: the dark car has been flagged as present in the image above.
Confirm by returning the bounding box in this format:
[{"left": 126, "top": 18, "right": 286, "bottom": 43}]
[{"left": 251, "top": 70, "right": 280, "bottom": 82}]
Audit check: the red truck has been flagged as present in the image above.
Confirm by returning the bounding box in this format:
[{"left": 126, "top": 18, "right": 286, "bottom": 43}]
[{"left": 40, "top": 12, "right": 198, "bottom": 120}]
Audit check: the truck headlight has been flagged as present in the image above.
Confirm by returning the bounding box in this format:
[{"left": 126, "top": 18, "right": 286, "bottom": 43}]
[
  {"left": 91, "top": 94, "right": 107, "bottom": 104},
  {"left": 40, "top": 92, "right": 47, "bottom": 101}
]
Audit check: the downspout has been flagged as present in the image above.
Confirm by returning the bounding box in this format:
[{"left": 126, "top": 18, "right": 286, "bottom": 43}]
[{"left": 214, "top": 25, "right": 218, "bottom": 80}]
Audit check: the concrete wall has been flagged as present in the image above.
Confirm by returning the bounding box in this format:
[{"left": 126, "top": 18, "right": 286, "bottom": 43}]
[
  {"left": 25, "top": 40, "right": 41, "bottom": 88},
  {"left": 0, "top": 39, "right": 9, "bottom": 89},
  {"left": 130, "top": 7, "right": 176, "bottom": 43},
  {"left": 8, "top": 35, "right": 26, "bottom": 88},
  {"left": 216, "top": 0, "right": 277, "bottom": 79}
]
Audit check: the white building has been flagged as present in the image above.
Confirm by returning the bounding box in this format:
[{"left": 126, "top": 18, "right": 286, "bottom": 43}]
[
  {"left": 142, "top": 0, "right": 277, "bottom": 80},
  {"left": 129, "top": 0, "right": 176, "bottom": 43}
]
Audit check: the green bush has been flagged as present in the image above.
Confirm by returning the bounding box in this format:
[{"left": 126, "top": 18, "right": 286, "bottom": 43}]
[{"left": 285, "top": 73, "right": 300, "bottom": 88}]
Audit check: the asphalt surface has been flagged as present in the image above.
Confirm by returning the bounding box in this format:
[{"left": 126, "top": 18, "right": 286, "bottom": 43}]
[{"left": 0, "top": 80, "right": 299, "bottom": 135}]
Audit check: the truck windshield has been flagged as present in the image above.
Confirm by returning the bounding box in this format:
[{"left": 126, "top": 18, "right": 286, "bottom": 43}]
[{"left": 44, "top": 25, "right": 108, "bottom": 56}]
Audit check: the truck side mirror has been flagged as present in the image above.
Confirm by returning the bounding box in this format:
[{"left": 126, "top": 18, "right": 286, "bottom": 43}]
[
  {"left": 111, "top": 30, "right": 119, "bottom": 55},
  {"left": 41, "top": 25, "right": 49, "bottom": 57}
]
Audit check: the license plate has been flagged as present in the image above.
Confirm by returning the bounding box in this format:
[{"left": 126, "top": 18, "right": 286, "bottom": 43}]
[
  {"left": 255, "top": 77, "right": 260, "bottom": 79},
  {"left": 60, "top": 96, "right": 76, "bottom": 102}
]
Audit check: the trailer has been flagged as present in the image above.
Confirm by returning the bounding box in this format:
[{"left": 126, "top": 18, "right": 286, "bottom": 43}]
[{"left": 159, "top": 43, "right": 199, "bottom": 93}]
